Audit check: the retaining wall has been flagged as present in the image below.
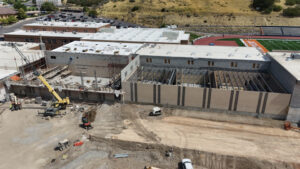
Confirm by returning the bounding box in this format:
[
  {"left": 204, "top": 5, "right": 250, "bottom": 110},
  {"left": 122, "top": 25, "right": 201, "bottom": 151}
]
[{"left": 123, "top": 82, "right": 291, "bottom": 119}]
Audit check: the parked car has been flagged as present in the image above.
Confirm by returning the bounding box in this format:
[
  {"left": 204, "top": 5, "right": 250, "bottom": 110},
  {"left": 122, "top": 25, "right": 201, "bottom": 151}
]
[{"left": 181, "top": 159, "right": 193, "bottom": 169}]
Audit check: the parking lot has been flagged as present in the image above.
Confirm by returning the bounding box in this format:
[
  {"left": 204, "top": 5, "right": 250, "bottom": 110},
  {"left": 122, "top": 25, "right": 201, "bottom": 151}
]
[{"left": 36, "top": 12, "right": 142, "bottom": 29}]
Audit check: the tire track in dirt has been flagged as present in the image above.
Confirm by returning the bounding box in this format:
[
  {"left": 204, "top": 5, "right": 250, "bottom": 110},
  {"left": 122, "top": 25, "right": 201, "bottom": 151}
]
[{"left": 127, "top": 108, "right": 161, "bottom": 143}]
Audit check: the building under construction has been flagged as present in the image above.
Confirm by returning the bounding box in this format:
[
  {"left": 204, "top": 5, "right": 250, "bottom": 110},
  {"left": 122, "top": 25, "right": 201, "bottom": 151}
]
[
  {"left": 0, "top": 42, "right": 45, "bottom": 101},
  {"left": 121, "top": 44, "right": 293, "bottom": 120},
  {"left": 4, "top": 41, "right": 300, "bottom": 123},
  {"left": 45, "top": 41, "right": 144, "bottom": 77}
]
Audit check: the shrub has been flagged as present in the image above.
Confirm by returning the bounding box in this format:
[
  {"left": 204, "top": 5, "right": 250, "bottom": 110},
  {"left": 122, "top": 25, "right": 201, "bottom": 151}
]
[
  {"left": 160, "top": 23, "right": 166, "bottom": 28},
  {"left": 253, "top": 0, "right": 275, "bottom": 11},
  {"left": 7, "top": 16, "right": 18, "bottom": 24},
  {"left": 286, "top": 0, "right": 296, "bottom": 5},
  {"left": 0, "top": 18, "right": 9, "bottom": 25},
  {"left": 264, "top": 7, "right": 273, "bottom": 14},
  {"left": 283, "top": 7, "right": 300, "bottom": 16},
  {"left": 131, "top": 6, "right": 139, "bottom": 12},
  {"left": 272, "top": 5, "right": 282, "bottom": 11},
  {"left": 161, "top": 8, "right": 166, "bottom": 12},
  {"left": 129, "top": 0, "right": 135, "bottom": 2},
  {"left": 88, "top": 10, "right": 98, "bottom": 17},
  {"left": 285, "top": 0, "right": 296, "bottom": 5},
  {"left": 285, "top": 0, "right": 300, "bottom": 5}
]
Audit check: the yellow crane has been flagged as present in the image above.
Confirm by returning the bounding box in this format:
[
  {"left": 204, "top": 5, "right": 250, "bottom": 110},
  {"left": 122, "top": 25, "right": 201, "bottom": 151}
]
[
  {"left": 33, "top": 71, "right": 70, "bottom": 109},
  {"left": 11, "top": 43, "right": 70, "bottom": 111}
]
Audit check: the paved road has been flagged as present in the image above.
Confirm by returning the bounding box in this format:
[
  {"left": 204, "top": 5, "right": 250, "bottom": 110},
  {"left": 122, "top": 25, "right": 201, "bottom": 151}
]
[{"left": 0, "top": 16, "right": 42, "bottom": 37}]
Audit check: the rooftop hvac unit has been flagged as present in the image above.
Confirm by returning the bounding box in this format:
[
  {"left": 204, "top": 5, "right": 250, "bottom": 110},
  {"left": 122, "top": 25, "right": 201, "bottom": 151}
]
[
  {"left": 291, "top": 53, "right": 300, "bottom": 59},
  {"left": 162, "top": 31, "right": 179, "bottom": 40},
  {"left": 99, "top": 28, "right": 115, "bottom": 33}
]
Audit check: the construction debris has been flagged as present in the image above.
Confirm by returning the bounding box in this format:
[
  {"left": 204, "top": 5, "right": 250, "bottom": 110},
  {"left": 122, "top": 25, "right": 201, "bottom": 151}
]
[{"left": 113, "top": 153, "right": 129, "bottom": 158}]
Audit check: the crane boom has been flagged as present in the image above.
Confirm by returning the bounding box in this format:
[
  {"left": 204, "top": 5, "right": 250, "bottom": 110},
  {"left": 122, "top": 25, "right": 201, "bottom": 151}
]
[
  {"left": 36, "top": 74, "right": 63, "bottom": 102},
  {"left": 11, "top": 43, "right": 70, "bottom": 108}
]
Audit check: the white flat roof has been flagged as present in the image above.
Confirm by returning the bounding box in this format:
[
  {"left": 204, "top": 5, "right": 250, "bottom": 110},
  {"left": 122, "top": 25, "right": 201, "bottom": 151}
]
[
  {"left": 0, "top": 42, "right": 44, "bottom": 70},
  {"left": 24, "top": 21, "right": 109, "bottom": 29},
  {"left": 136, "top": 44, "right": 269, "bottom": 62},
  {"left": 4, "top": 30, "right": 90, "bottom": 38},
  {"left": 0, "top": 69, "right": 17, "bottom": 80},
  {"left": 52, "top": 41, "right": 144, "bottom": 56},
  {"left": 81, "top": 28, "right": 190, "bottom": 44},
  {"left": 268, "top": 52, "right": 300, "bottom": 81}
]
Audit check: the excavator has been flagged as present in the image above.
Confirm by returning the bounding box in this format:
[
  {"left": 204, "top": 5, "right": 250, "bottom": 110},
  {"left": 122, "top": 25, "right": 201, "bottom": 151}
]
[
  {"left": 9, "top": 94, "right": 22, "bottom": 111},
  {"left": 11, "top": 43, "right": 70, "bottom": 116}
]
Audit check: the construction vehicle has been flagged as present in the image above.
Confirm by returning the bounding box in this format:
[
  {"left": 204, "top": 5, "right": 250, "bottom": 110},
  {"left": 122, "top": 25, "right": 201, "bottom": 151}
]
[
  {"left": 284, "top": 121, "right": 300, "bottom": 131},
  {"left": 55, "top": 139, "right": 70, "bottom": 151},
  {"left": 81, "top": 107, "right": 96, "bottom": 130},
  {"left": 149, "top": 107, "right": 161, "bottom": 116},
  {"left": 11, "top": 43, "right": 70, "bottom": 116},
  {"left": 9, "top": 94, "right": 22, "bottom": 111}
]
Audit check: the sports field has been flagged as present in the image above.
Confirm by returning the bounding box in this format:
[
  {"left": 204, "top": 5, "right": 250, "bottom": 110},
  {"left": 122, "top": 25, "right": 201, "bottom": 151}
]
[{"left": 257, "top": 39, "right": 300, "bottom": 51}]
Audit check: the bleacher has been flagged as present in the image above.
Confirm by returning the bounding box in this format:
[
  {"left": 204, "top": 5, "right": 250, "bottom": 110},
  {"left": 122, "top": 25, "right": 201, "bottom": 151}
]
[
  {"left": 261, "top": 26, "right": 300, "bottom": 37},
  {"left": 282, "top": 27, "right": 300, "bottom": 36},
  {"left": 261, "top": 27, "right": 282, "bottom": 36}
]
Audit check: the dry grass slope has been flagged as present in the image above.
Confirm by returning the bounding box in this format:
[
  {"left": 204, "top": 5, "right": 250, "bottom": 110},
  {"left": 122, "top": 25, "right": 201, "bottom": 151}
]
[{"left": 98, "top": 0, "right": 300, "bottom": 27}]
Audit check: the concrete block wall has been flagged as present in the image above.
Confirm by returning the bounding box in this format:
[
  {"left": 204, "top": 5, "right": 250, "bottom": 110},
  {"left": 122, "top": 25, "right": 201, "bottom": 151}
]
[
  {"left": 210, "top": 89, "right": 231, "bottom": 110},
  {"left": 264, "top": 93, "right": 291, "bottom": 115},
  {"left": 237, "top": 91, "right": 260, "bottom": 113},
  {"left": 123, "top": 82, "right": 291, "bottom": 119},
  {"left": 140, "top": 55, "right": 269, "bottom": 71},
  {"left": 268, "top": 57, "right": 296, "bottom": 93},
  {"left": 9, "top": 85, "right": 117, "bottom": 103},
  {"left": 121, "top": 55, "right": 140, "bottom": 81},
  {"left": 287, "top": 84, "right": 300, "bottom": 123},
  {"left": 184, "top": 87, "right": 204, "bottom": 107},
  {"left": 45, "top": 51, "right": 130, "bottom": 77}
]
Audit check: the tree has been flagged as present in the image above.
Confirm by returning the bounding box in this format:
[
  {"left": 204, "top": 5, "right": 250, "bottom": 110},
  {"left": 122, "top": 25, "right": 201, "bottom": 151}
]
[
  {"left": 83, "top": 6, "right": 89, "bottom": 13},
  {"left": 13, "top": 1, "right": 27, "bottom": 11},
  {"left": 1, "top": 18, "right": 9, "bottom": 25},
  {"left": 7, "top": 16, "right": 18, "bottom": 24},
  {"left": 32, "top": 0, "right": 36, "bottom": 5},
  {"left": 253, "top": 0, "right": 275, "bottom": 11},
  {"left": 41, "top": 2, "right": 57, "bottom": 11},
  {"left": 88, "top": 10, "right": 97, "bottom": 18},
  {"left": 17, "top": 8, "right": 27, "bottom": 19},
  {"left": 283, "top": 7, "right": 300, "bottom": 17}
]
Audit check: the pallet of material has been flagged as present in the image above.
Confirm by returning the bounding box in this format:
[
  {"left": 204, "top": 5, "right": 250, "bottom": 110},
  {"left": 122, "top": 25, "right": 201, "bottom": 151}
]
[
  {"left": 46, "top": 66, "right": 68, "bottom": 79},
  {"left": 61, "top": 70, "right": 72, "bottom": 78},
  {"left": 28, "top": 66, "right": 60, "bottom": 81}
]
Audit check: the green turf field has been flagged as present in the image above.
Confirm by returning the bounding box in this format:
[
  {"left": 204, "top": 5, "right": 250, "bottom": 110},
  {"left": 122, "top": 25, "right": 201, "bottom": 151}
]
[{"left": 257, "top": 39, "right": 300, "bottom": 51}]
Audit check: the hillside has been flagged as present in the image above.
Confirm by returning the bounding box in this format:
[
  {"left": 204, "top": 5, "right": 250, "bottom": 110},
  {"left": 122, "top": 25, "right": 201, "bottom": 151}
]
[{"left": 98, "top": 0, "right": 300, "bottom": 28}]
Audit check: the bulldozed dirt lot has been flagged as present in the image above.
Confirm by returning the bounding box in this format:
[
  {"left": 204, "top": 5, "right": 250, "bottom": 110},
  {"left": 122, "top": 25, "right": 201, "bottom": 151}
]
[{"left": 0, "top": 101, "right": 300, "bottom": 169}]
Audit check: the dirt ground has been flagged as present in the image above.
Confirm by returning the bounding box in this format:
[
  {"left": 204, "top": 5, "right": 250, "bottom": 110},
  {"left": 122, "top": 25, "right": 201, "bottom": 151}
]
[
  {"left": 99, "top": 0, "right": 300, "bottom": 27},
  {"left": 0, "top": 101, "right": 300, "bottom": 169}
]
